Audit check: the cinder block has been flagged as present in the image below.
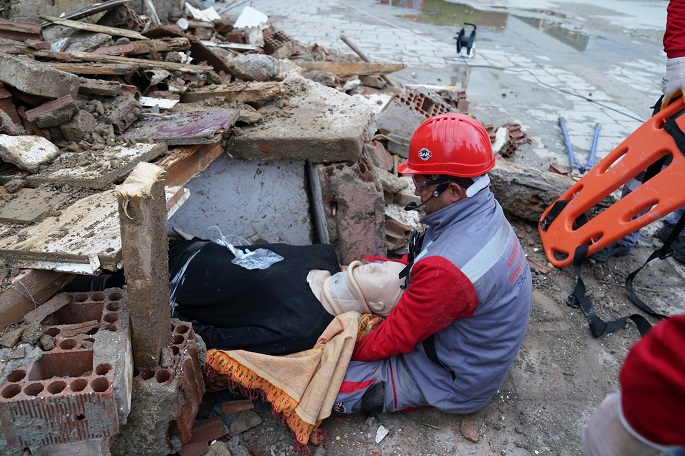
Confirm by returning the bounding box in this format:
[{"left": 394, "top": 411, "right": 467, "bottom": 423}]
[
  {"left": 0, "top": 289, "right": 131, "bottom": 455},
  {"left": 111, "top": 319, "right": 206, "bottom": 456},
  {"left": 316, "top": 150, "right": 386, "bottom": 264}
]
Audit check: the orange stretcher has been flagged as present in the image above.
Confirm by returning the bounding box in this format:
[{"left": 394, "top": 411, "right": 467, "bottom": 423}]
[{"left": 539, "top": 97, "right": 685, "bottom": 268}]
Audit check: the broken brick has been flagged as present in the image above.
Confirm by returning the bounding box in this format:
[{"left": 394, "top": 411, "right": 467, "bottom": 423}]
[
  {"left": 188, "top": 417, "right": 227, "bottom": 444},
  {"left": 0, "top": 18, "right": 42, "bottom": 42},
  {"left": 23, "top": 293, "right": 71, "bottom": 324},
  {"left": 25, "top": 95, "right": 79, "bottom": 128}
]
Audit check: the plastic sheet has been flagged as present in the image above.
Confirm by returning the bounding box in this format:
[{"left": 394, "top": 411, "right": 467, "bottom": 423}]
[{"left": 231, "top": 248, "right": 284, "bottom": 270}]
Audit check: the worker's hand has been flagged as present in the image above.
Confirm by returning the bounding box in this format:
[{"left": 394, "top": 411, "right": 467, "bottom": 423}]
[{"left": 661, "top": 57, "right": 685, "bottom": 107}]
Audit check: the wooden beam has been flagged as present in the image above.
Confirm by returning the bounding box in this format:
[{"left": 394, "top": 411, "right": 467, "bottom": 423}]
[
  {"left": 47, "top": 62, "right": 136, "bottom": 75},
  {"left": 181, "top": 81, "right": 284, "bottom": 104},
  {"left": 117, "top": 162, "right": 170, "bottom": 368},
  {"left": 39, "top": 15, "right": 150, "bottom": 41},
  {"left": 156, "top": 143, "right": 225, "bottom": 188},
  {"left": 296, "top": 61, "right": 406, "bottom": 75},
  {"left": 29, "top": 49, "right": 212, "bottom": 73},
  {"left": 0, "top": 270, "right": 74, "bottom": 330},
  {"left": 129, "top": 37, "right": 191, "bottom": 55}
]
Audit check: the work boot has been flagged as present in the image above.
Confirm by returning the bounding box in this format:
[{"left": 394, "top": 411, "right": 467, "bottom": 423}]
[
  {"left": 655, "top": 225, "right": 685, "bottom": 264},
  {"left": 590, "top": 243, "right": 632, "bottom": 262}
]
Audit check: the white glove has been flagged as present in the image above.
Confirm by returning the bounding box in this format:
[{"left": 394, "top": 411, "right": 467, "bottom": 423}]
[{"left": 661, "top": 56, "right": 685, "bottom": 107}]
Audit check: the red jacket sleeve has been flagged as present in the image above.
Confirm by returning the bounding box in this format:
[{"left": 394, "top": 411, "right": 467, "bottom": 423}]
[
  {"left": 665, "top": 0, "right": 685, "bottom": 57},
  {"left": 351, "top": 255, "right": 478, "bottom": 362},
  {"left": 619, "top": 314, "right": 685, "bottom": 446}
]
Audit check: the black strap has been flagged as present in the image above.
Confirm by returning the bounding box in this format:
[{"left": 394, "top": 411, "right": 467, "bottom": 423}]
[
  {"left": 625, "top": 210, "right": 685, "bottom": 314},
  {"left": 567, "top": 245, "right": 654, "bottom": 337},
  {"left": 423, "top": 334, "right": 456, "bottom": 381},
  {"left": 399, "top": 230, "right": 424, "bottom": 289},
  {"left": 539, "top": 199, "right": 569, "bottom": 231}
]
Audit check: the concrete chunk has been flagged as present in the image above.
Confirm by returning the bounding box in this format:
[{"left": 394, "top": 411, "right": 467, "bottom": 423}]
[
  {"left": 78, "top": 78, "right": 122, "bottom": 97},
  {"left": 227, "top": 73, "right": 376, "bottom": 162},
  {"left": 0, "top": 134, "right": 60, "bottom": 172},
  {"left": 59, "top": 110, "right": 97, "bottom": 142},
  {"left": 0, "top": 55, "right": 80, "bottom": 99}
]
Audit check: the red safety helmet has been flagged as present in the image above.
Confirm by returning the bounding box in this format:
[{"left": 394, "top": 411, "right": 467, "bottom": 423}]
[{"left": 397, "top": 113, "right": 495, "bottom": 178}]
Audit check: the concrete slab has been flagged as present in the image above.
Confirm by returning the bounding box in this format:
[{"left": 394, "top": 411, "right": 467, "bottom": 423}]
[
  {"left": 0, "top": 55, "right": 80, "bottom": 99},
  {"left": 168, "top": 154, "right": 314, "bottom": 245},
  {"left": 0, "top": 187, "right": 69, "bottom": 224},
  {"left": 25, "top": 143, "right": 167, "bottom": 189},
  {"left": 227, "top": 72, "right": 376, "bottom": 163}
]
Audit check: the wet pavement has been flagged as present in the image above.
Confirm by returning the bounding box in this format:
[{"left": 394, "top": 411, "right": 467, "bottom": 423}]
[{"left": 247, "top": 0, "right": 666, "bottom": 173}]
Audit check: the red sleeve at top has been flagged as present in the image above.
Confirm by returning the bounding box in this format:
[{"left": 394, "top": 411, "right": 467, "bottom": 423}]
[
  {"left": 665, "top": 0, "right": 685, "bottom": 58},
  {"left": 351, "top": 255, "right": 478, "bottom": 362},
  {"left": 619, "top": 314, "right": 685, "bottom": 446}
]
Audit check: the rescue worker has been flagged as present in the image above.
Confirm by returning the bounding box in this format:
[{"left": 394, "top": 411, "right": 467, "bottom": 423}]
[
  {"left": 332, "top": 113, "right": 533, "bottom": 414},
  {"left": 592, "top": 0, "right": 685, "bottom": 264}
]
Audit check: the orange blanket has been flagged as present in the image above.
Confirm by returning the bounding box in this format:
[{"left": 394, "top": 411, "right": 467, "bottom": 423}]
[{"left": 204, "top": 311, "right": 366, "bottom": 446}]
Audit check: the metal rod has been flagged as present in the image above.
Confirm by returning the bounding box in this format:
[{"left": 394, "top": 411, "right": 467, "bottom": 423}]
[
  {"left": 586, "top": 123, "right": 601, "bottom": 170},
  {"left": 40, "top": 0, "right": 131, "bottom": 28},
  {"left": 340, "top": 34, "right": 399, "bottom": 88},
  {"left": 558, "top": 116, "right": 579, "bottom": 171}
]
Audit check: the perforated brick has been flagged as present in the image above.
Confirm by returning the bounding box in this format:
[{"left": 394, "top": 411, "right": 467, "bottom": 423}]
[
  {"left": 111, "top": 319, "right": 206, "bottom": 456},
  {"left": 0, "top": 289, "right": 131, "bottom": 455},
  {"left": 263, "top": 30, "right": 293, "bottom": 55}
]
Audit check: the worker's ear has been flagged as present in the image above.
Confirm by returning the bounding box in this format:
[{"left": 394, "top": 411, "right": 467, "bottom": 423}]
[{"left": 447, "top": 182, "right": 466, "bottom": 202}]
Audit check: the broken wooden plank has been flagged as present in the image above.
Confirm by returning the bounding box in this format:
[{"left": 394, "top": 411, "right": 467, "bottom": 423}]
[
  {"left": 156, "top": 143, "right": 224, "bottom": 187},
  {"left": 46, "top": 62, "right": 136, "bottom": 75},
  {"left": 143, "top": 25, "right": 231, "bottom": 74},
  {"left": 0, "top": 269, "right": 74, "bottom": 331},
  {"left": 296, "top": 61, "right": 406, "bottom": 76},
  {"left": 180, "top": 82, "right": 284, "bottom": 104},
  {"left": 199, "top": 41, "right": 257, "bottom": 52},
  {"left": 95, "top": 37, "right": 192, "bottom": 56},
  {"left": 39, "top": 15, "right": 150, "bottom": 41},
  {"left": 129, "top": 37, "right": 191, "bottom": 55},
  {"left": 116, "top": 162, "right": 170, "bottom": 368},
  {"left": 25, "top": 143, "right": 168, "bottom": 189},
  {"left": 28, "top": 49, "right": 213, "bottom": 73},
  {"left": 124, "top": 108, "right": 239, "bottom": 145}
]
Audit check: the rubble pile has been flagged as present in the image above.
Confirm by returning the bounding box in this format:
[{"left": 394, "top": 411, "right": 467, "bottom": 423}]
[{"left": 0, "top": 0, "right": 500, "bottom": 261}]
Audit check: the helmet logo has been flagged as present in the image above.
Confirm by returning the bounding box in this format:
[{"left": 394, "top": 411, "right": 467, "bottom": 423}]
[{"left": 418, "top": 148, "right": 432, "bottom": 161}]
